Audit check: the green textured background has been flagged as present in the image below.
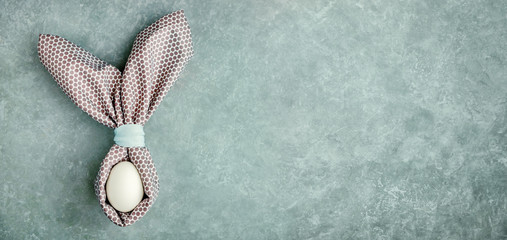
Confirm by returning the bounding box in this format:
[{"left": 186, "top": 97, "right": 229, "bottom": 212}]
[{"left": 1, "top": 0, "right": 507, "bottom": 239}]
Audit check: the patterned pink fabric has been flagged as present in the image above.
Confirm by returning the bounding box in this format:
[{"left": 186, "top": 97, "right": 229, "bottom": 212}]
[{"left": 37, "top": 10, "right": 193, "bottom": 226}]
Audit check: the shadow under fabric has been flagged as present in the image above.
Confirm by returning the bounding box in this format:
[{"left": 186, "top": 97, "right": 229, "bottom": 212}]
[{"left": 37, "top": 10, "right": 194, "bottom": 226}]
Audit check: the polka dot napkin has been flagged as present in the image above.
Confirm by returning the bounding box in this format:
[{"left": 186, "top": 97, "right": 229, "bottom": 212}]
[{"left": 37, "top": 10, "right": 193, "bottom": 226}]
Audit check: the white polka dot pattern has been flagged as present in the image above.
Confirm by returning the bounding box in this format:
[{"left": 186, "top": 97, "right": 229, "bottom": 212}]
[{"left": 37, "top": 10, "right": 193, "bottom": 227}]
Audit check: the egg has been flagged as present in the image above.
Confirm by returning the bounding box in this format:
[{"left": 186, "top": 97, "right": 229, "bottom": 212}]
[{"left": 106, "top": 161, "right": 144, "bottom": 212}]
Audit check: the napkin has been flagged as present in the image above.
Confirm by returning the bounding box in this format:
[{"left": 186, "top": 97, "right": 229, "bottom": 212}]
[{"left": 37, "top": 10, "right": 193, "bottom": 226}]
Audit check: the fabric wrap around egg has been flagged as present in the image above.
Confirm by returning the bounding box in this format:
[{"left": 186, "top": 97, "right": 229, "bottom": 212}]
[{"left": 37, "top": 10, "right": 193, "bottom": 226}]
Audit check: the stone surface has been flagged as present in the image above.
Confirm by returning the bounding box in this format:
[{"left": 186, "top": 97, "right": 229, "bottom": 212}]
[{"left": 1, "top": 0, "right": 507, "bottom": 239}]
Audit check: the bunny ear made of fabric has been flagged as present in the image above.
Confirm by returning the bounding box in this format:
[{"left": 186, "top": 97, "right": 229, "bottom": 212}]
[
  {"left": 38, "top": 34, "right": 120, "bottom": 128},
  {"left": 116, "top": 9, "right": 194, "bottom": 126},
  {"left": 37, "top": 10, "right": 193, "bottom": 128}
]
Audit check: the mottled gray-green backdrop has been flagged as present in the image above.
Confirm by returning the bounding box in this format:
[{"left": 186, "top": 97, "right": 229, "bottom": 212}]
[{"left": 1, "top": 0, "right": 507, "bottom": 239}]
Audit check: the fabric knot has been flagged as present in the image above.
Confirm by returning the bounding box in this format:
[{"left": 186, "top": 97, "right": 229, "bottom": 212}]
[{"left": 114, "top": 124, "right": 145, "bottom": 147}]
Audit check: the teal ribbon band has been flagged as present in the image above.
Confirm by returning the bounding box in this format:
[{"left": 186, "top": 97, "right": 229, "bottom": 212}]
[{"left": 113, "top": 124, "right": 145, "bottom": 147}]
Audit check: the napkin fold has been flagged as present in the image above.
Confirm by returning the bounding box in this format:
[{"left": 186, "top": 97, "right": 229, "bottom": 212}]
[{"left": 38, "top": 10, "right": 193, "bottom": 226}]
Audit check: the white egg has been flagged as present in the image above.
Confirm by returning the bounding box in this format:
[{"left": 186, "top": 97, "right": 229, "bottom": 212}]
[{"left": 106, "top": 161, "right": 144, "bottom": 212}]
